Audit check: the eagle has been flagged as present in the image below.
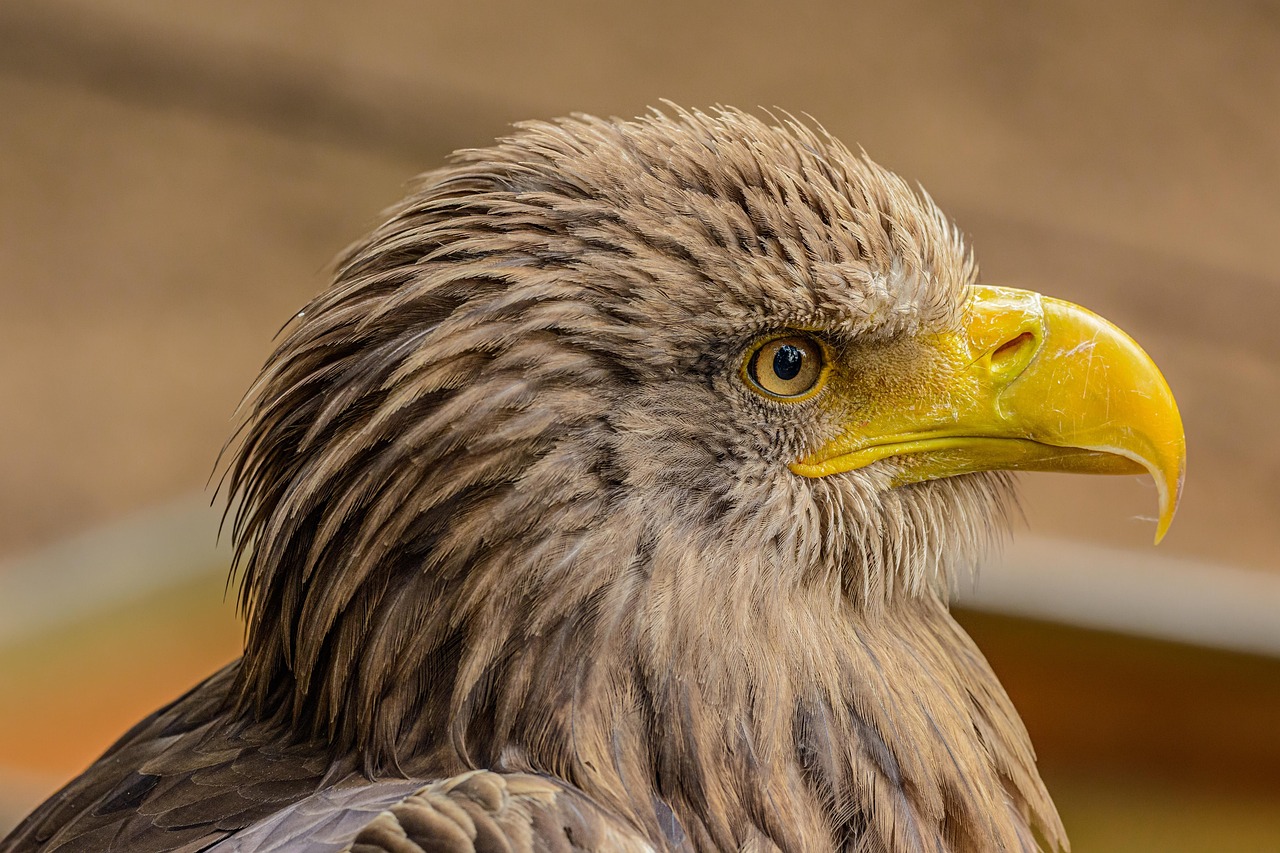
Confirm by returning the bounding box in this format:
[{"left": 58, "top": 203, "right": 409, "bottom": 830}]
[{"left": 2, "top": 107, "right": 1184, "bottom": 853}]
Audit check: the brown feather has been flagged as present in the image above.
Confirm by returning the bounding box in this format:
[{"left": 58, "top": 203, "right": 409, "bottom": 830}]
[{"left": 3, "top": 107, "right": 1065, "bottom": 852}]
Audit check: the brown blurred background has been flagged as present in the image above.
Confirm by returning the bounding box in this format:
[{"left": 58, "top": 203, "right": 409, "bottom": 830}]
[{"left": 1, "top": 1, "right": 1278, "bottom": 849}]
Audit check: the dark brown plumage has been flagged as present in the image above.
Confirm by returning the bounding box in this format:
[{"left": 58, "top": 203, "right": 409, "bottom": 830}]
[{"left": 2, "top": 106, "right": 1183, "bottom": 853}]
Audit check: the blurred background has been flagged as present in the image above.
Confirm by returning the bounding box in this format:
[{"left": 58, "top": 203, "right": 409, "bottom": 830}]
[{"left": 1, "top": 1, "right": 1278, "bottom": 849}]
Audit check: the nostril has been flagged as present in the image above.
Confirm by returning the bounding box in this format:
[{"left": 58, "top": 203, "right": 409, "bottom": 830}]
[{"left": 991, "top": 332, "right": 1036, "bottom": 372}]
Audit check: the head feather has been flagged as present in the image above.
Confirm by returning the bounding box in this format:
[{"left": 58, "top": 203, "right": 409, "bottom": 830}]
[{"left": 220, "top": 106, "right": 1061, "bottom": 852}]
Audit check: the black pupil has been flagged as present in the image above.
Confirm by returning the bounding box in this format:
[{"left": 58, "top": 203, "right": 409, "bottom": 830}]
[{"left": 773, "top": 344, "right": 803, "bottom": 381}]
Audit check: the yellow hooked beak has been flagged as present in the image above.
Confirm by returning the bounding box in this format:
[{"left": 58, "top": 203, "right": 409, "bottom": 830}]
[{"left": 790, "top": 286, "right": 1185, "bottom": 543}]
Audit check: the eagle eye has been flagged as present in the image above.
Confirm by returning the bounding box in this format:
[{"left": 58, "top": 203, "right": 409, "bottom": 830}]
[{"left": 743, "top": 334, "right": 828, "bottom": 401}]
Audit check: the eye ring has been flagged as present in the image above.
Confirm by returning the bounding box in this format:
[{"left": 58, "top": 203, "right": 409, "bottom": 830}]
[{"left": 742, "top": 334, "right": 829, "bottom": 402}]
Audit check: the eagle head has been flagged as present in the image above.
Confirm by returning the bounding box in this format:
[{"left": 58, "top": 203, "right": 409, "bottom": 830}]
[{"left": 224, "top": 107, "right": 1183, "bottom": 852}]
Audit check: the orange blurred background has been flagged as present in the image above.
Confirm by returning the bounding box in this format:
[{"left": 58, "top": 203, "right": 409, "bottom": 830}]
[{"left": 1, "top": 2, "right": 1278, "bottom": 849}]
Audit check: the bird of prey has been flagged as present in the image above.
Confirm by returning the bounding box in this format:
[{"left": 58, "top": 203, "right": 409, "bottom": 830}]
[{"left": 2, "top": 107, "right": 1184, "bottom": 853}]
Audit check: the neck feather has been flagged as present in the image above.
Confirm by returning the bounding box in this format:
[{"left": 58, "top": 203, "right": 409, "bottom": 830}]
[{"left": 349, "top": 520, "right": 1064, "bottom": 852}]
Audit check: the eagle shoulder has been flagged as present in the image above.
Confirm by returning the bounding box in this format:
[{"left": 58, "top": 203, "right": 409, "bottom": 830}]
[{"left": 214, "top": 770, "right": 656, "bottom": 853}]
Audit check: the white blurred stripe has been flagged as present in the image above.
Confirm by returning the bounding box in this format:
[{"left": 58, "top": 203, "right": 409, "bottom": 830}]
[
  {"left": 0, "top": 496, "right": 231, "bottom": 646},
  {"left": 955, "top": 537, "right": 1280, "bottom": 657},
  {"left": 0, "top": 496, "right": 1277, "bottom": 657}
]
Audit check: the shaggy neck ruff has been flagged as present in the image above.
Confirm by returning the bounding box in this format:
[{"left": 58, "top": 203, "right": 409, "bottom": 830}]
[{"left": 232, "top": 464, "right": 1059, "bottom": 851}]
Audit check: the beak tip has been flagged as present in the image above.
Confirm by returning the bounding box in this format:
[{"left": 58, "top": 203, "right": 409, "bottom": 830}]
[
  {"left": 1153, "top": 521, "right": 1170, "bottom": 546},
  {"left": 1152, "top": 464, "right": 1185, "bottom": 546}
]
